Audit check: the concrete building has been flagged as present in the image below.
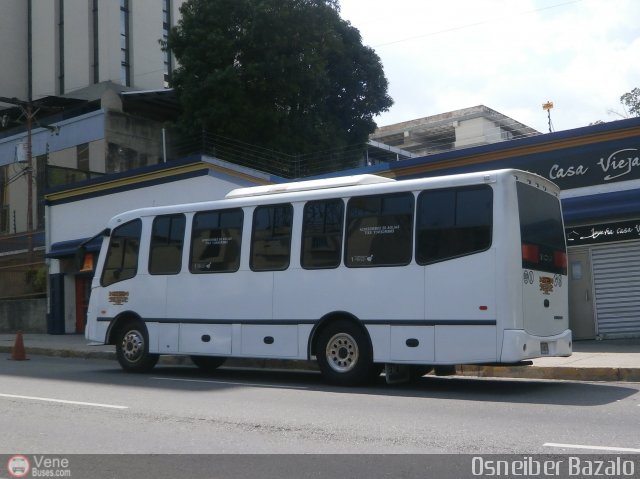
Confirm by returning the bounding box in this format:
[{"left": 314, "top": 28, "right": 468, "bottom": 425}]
[
  {"left": 0, "top": 0, "right": 184, "bottom": 101},
  {"left": 370, "top": 105, "right": 540, "bottom": 157},
  {"left": 0, "top": 86, "right": 181, "bottom": 331}
]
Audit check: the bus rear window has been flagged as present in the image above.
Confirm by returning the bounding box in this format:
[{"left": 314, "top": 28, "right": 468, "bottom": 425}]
[{"left": 517, "top": 182, "right": 567, "bottom": 275}]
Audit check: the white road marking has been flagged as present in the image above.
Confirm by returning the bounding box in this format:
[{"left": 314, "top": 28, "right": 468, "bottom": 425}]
[
  {"left": 544, "top": 442, "right": 640, "bottom": 453},
  {"left": 151, "top": 376, "right": 308, "bottom": 390},
  {"left": 0, "top": 393, "right": 128, "bottom": 410}
]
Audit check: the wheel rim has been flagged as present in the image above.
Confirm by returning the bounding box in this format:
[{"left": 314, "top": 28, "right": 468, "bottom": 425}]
[
  {"left": 325, "top": 332, "right": 359, "bottom": 373},
  {"left": 121, "top": 329, "right": 145, "bottom": 363}
]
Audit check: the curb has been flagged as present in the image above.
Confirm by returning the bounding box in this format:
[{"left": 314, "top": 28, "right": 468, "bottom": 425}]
[
  {"left": 457, "top": 365, "right": 640, "bottom": 382},
  {"left": 3, "top": 346, "right": 638, "bottom": 382}
]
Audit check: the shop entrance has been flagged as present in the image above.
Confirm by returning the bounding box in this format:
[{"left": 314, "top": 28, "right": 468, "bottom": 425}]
[
  {"left": 74, "top": 276, "right": 91, "bottom": 334},
  {"left": 568, "top": 248, "right": 596, "bottom": 340}
]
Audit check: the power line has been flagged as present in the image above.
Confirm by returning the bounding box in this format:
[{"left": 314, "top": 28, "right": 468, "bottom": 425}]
[{"left": 370, "top": 0, "right": 585, "bottom": 48}]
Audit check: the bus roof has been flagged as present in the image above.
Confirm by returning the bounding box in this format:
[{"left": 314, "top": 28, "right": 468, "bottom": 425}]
[{"left": 225, "top": 174, "right": 395, "bottom": 199}]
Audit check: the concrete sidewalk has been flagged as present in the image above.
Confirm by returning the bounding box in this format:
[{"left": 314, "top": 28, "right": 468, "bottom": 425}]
[{"left": 1, "top": 333, "right": 639, "bottom": 382}]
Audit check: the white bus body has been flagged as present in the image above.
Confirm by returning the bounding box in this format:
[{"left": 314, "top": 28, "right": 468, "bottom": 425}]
[{"left": 85, "top": 169, "right": 571, "bottom": 385}]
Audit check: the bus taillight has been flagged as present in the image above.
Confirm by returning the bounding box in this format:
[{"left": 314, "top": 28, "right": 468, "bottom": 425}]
[
  {"left": 521, "top": 243, "right": 539, "bottom": 264},
  {"left": 554, "top": 250, "right": 567, "bottom": 270}
]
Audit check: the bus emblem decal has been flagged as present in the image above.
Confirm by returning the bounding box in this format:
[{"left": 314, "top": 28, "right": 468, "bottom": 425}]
[
  {"left": 108, "top": 291, "right": 130, "bottom": 305},
  {"left": 539, "top": 276, "right": 554, "bottom": 295}
]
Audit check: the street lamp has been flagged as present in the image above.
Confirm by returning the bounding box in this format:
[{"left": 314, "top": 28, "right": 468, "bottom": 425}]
[{"left": 542, "top": 101, "right": 554, "bottom": 133}]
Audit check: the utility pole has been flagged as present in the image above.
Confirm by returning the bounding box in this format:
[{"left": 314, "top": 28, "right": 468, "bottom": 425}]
[
  {"left": 25, "top": 102, "right": 34, "bottom": 261},
  {"left": 0, "top": 96, "right": 42, "bottom": 262}
]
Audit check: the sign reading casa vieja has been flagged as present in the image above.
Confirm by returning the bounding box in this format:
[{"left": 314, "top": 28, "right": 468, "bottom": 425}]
[
  {"left": 566, "top": 219, "right": 640, "bottom": 246},
  {"left": 515, "top": 144, "right": 640, "bottom": 190}
]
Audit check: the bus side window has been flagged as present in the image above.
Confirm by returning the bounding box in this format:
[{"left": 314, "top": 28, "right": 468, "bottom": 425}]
[
  {"left": 345, "top": 192, "right": 414, "bottom": 267},
  {"left": 190, "top": 208, "right": 243, "bottom": 273},
  {"left": 100, "top": 219, "right": 142, "bottom": 287},
  {"left": 149, "top": 214, "right": 186, "bottom": 275},
  {"left": 416, "top": 185, "right": 493, "bottom": 264},
  {"left": 251, "top": 204, "right": 293, "bottom": 271},
  {"left": 301, "top": 199, "right": 344, "bottom": 269}
]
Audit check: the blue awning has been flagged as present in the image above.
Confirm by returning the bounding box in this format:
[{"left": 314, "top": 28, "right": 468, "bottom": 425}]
[
  {"left": 563, "top": 188, "right": 640, "bottom": 224},
  {"left": 46, "top": 236, "right": 103, "bottom": 259}
]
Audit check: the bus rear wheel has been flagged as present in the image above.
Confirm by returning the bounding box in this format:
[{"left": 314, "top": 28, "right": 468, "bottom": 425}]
[
  {"left": 115, "top": 320, "right": 159, "bottom": 373},
  {"left": 316, "top": 320, "right": 377, "bottom": 386},
  {"left": 190, "top": 355, "right": 226, "bottom": 371}
]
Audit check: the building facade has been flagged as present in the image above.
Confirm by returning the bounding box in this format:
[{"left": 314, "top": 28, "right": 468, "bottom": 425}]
[
  {"left": 0, "top": 85, "right": 179, "bottom": 326},
  {"left": 0, "top": 0, "right": 184, "bottom": 101},
  {"left": 370, "top": 105, "right": 540, "bottom": 157}
]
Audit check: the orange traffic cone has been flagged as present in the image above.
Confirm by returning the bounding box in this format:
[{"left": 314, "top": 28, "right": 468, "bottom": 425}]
[{"left": 10, "top": 330, "right": 28, "bottom": 361}]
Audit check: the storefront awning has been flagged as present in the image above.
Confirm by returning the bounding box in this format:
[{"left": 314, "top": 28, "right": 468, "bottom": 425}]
[
  {"left": 563, "top": 188, "right": 640, "bottom": 224},
  {"left": 46, "top": 236, "right": 103, "bottom": 259}
]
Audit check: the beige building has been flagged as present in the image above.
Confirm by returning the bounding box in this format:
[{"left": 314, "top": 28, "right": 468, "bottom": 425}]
[
  {"left": 370, "top": 105, "right": 540, "bottom": 157},
  {"left": 0, "top": 0, "right": 184, "bottom": 101}
]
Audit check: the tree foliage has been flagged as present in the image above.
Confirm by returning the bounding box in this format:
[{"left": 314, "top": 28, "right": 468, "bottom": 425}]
[
  {"left": 165, "top": 0, "right": 392, "bottom": 171},
  {"left": 620, "top": 87, "right": 640, "bottom": 117}
]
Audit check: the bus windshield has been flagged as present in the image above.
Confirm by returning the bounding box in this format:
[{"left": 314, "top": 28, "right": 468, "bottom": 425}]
[{"left": 517, "top": 182, "right": 567, "bottom": 275}]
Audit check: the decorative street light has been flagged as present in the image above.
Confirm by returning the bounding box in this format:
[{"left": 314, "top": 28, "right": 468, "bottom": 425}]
[{"left": 542, "top": 101, "right": 554, "bottom": 133}]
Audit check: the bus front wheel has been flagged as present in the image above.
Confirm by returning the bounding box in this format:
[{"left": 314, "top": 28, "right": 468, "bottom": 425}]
[
  {"left": 115, "top": 320, "right": 159, "bottom": 373},
  {"left": 316, "top": 320, "right": 378, "bottom": 386}
]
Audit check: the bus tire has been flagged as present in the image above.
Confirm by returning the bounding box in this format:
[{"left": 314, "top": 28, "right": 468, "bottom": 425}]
[
  {"left": 115, "top": 320, "right": 159, "bottom": 373},
  {"left": 316, "top": 320, "right": 377, "bottom": 386},
  {"left": 190, "top": 355, "right": 226, "bottom": 371}
]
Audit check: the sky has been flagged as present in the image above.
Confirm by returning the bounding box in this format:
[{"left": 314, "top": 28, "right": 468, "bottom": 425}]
[{"left": 338, "top": 0, "right": 640, "bottom": 133}]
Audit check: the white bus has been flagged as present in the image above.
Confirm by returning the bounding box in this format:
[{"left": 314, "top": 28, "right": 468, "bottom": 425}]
[{"left": 84, "top": 169, "right": 572, "bottom": 386}]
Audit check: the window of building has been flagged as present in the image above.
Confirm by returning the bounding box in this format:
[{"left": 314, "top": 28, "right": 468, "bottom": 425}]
[
  {"left": 0, "top": 205, "right": 8, "bottom": 234},
  {"left": 92, "top": 0, "right": 99, "bottom": 83},
  {"left": 120, "top": 0, "right": 130, "bottom": 86},
  {"left": 301, "top": 199, "right": 344, "bottom": 269},
  {"left": 101, "top": 219, "right": 142, "bottom": 287},
  {"left": 416, "top": 185, "right": 492, "bottom": 265},
  {"left": 0, "top": 166, "right": 8, "bottom": 234},
  {"left": 106, "top": 143, "right": 143, "bottom": 173},
  {"left": 58, "top": 0, "right": 65, "bottom": 94},
  {"left": 77, "top": 143, "right": 90, "bottom": 171},
  {"left": 149, "top": 214, "right": 186, "bottom": 275},
  {"left": 190, "top": 209, "right": 243, "bottom": 273},
  {"left": 162, "top": 0, "right": 172, "bottom": 87},
  {"left": 251, "top": 204, "right": 293, "bottom": 271},
  {"left": 345, "top": 193, "right": 414, "bottom": 267}
]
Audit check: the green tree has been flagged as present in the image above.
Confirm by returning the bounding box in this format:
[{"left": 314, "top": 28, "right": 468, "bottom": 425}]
[
  {"left": 620, "top": 87, "right": 640, "bottom": 117},
  {"left": 165, "top": 0, "right": 393, "bottom": 173}
]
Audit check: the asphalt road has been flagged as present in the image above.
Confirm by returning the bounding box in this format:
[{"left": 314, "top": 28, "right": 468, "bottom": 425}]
[{"left": 1, "top": 356, "right": 639, "bottom": 477}]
